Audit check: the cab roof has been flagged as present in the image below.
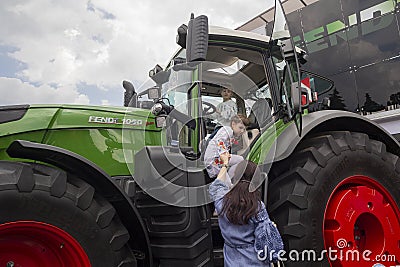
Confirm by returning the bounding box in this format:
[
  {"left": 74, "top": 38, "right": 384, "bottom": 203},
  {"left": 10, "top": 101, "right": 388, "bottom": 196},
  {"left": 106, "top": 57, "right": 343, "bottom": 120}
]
[{"left": 209, "top": 26, "right": 271, "bottom": 44}]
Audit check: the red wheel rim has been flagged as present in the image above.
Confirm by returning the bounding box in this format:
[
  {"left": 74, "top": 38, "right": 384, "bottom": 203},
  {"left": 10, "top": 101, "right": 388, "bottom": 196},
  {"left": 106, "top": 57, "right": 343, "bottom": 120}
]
[
  {"left": 0, "top": 221, "right": 91, "bottom": 267},
  {"left": 324, "top": 175, "right": 400, "bottom": 266}
]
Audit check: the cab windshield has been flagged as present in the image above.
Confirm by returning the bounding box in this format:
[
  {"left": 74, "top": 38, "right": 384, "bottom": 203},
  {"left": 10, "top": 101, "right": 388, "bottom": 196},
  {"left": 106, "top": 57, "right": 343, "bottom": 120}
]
[{"left": 150, "top": 45, "right": 274, "bottom": 155}]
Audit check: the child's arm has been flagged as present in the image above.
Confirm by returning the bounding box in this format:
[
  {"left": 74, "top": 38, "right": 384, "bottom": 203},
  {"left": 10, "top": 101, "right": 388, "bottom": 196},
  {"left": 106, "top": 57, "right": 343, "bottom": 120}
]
[{"left": 208, "top": 152, "right": 231, "bottom": 202}]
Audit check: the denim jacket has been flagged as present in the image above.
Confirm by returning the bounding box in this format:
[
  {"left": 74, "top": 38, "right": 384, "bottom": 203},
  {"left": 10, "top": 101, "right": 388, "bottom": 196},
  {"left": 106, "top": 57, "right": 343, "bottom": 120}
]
[{"left": 209, "top": 179, "right": 281, "bottom": 266}]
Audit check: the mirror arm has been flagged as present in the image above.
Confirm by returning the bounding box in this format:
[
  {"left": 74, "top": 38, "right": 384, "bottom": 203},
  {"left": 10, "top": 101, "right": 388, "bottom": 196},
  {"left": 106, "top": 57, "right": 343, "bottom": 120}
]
[{"left": 153, "top": 101, "right": 196, "bottom": 130}]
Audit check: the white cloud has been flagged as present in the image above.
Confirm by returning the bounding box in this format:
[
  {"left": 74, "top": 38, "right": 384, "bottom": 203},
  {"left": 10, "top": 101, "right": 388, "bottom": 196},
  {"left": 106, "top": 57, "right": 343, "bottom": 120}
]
[
  {"left": 0, "top": 0, "right": 267, "bottom": 106},
  {"left": 0, "top": 77, "right": 89, "bottom": 105},
  {"left": 64, "top": 28, "right": 81, "bottom": 39},
  {"left": 101, "top": 99, "right": 110, "bottom": 106}
]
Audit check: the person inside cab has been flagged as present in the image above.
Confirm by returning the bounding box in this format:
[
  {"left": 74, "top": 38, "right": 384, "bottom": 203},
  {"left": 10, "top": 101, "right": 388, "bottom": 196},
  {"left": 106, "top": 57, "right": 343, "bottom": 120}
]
[{"left": 214, "top": 88, "right": 238, "bottom": 126}]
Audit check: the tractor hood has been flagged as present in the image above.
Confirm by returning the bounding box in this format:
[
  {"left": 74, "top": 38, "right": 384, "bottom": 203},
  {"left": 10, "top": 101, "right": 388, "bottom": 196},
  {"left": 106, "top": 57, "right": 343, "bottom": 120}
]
[
  {"left": 44, "top": 104, "right": 158, "bottom": 130},
  {"left": 0, "top": 104, "right": 162, "bottom": 177},
  {"left": 0, "top": 104, "right": 159, "bottom": 136}
]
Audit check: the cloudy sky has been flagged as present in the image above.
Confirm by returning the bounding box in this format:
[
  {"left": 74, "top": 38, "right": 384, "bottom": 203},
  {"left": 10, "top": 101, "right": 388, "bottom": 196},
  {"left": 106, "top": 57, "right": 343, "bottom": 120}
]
[{"left": 0, "top": 0, "right": 268, "bottom": 106}]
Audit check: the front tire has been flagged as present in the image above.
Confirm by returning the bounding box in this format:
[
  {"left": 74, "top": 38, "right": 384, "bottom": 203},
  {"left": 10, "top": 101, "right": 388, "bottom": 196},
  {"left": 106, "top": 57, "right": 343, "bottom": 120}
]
[
  {"left": 269, "top": 132, "right": 400, "bottom": 267},
  {"left": 0, "top": 161, "right": 136, "bottom": 267}
]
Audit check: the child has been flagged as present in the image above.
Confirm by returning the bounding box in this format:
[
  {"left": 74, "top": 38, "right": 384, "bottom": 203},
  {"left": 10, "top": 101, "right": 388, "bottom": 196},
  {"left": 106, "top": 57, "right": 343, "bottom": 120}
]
[
  {"left": 215, "top": 88, "right": 238, "bottom": 126},
  {"left": 209, "top": 158, "right": 284, "bottom": 266},
  {"left": 203, "top": 114, "right": 249, "bottom": 182}
]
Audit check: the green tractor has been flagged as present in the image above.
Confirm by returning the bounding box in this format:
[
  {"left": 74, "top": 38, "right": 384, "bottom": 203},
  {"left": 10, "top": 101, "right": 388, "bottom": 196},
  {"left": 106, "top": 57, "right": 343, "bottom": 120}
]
[{"left": 0, "top": 1, "right": 399, "bottom": 266}]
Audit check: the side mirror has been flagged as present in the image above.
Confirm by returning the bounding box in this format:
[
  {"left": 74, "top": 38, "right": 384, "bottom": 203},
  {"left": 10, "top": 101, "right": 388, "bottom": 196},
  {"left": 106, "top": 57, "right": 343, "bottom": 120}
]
[
  {"left": 186, "top": 14, "right": 209, "bottom": 62},
  {"left": 122, "top": 80, "right": 137, "bottom": 107},
  {"left": 301, "top": 71, "right": 335, "bottom": 97}
]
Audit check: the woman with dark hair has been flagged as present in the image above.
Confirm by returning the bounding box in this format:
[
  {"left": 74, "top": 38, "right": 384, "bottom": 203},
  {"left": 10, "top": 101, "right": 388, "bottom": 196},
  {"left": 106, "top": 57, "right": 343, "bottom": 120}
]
[{"left": 209, "top": 154, "right": 284, "bottom": 266}]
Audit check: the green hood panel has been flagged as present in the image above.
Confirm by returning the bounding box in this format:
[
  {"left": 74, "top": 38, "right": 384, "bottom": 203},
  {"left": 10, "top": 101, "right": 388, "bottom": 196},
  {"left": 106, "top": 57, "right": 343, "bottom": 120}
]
[
  {"left": 0, "top": 107, "right": 58, "bottom": 136},
  {"left": 33, "top": 104, "right": 158, "bottom": 130},
  {"left": 0, "top": 104, "right": 158, "bottom": 135},
  {"left": 0, "top": 107, "right": 58, "bottom": 161},
  {"left": 0, "top": 104, "right": 162, "bottom": 176},
  {"left": 43, "top": 127, "right": 161, "bottom": 176}
]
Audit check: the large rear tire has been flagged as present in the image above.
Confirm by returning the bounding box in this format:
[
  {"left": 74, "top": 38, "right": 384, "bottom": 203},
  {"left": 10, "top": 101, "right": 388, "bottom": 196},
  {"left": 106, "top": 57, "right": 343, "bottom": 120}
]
[
  {"left": 0, "top": 161, "right": 136, "bottom": 267},
  {"left": 269, "top": 131, "right": 400, "bottom": 267}
]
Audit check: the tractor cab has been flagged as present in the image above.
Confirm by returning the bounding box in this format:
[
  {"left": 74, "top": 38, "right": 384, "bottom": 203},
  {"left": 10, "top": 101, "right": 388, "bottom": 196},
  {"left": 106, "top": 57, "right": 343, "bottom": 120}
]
[
  {"left": 134, "top": 21, "right": 300, "bottom": 154},
  {"left": 135, "top": 21, "right": 304, "bottom": 160}
]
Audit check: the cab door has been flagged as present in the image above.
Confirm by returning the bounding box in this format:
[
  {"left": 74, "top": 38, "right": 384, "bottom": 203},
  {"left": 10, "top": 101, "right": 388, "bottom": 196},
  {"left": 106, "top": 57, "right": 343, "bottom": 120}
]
[
  {"left": 270, "top": 0, "right": 303, "bottom": 135},
  {"left": 134, "top": 64, "right": 215, "bottom": 266}
]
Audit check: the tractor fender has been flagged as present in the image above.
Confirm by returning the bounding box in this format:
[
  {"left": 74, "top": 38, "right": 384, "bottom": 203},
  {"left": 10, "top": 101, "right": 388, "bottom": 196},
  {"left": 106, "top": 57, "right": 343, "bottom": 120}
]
[
  {"left": 271, "top": 110, "right": 400, "bottom": 163},
  {"left": 6, "top": 140, "right": 152, "bottom": 266}
]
